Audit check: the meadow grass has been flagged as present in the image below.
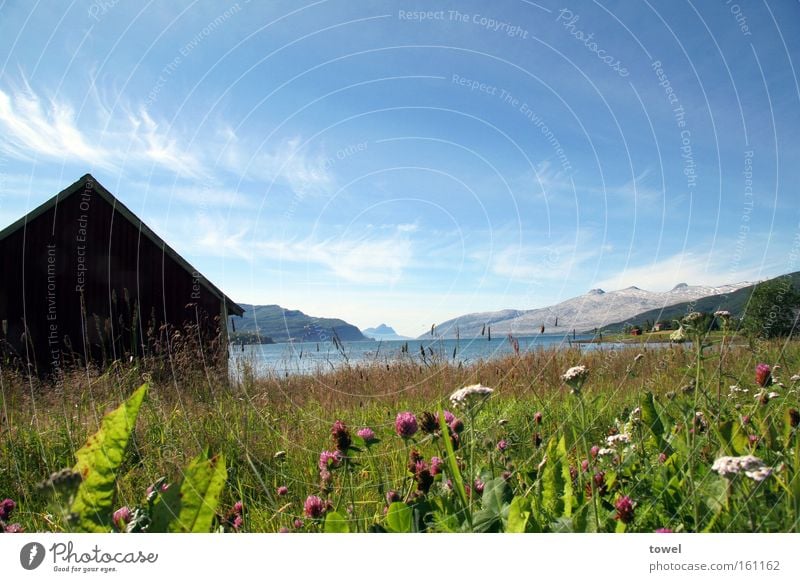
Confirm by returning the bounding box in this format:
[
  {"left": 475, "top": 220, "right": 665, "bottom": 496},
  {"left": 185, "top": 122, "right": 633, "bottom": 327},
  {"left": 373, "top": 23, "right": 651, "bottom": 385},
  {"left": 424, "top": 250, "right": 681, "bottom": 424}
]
[{"left": 1, "top": 338, "right": 798, "bottom": 532}]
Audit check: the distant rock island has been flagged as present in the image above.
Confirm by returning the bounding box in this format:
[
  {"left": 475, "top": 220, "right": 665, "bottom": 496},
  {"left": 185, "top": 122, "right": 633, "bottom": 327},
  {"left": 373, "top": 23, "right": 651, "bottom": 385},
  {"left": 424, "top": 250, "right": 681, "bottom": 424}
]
[
  {"left": 234, "top": 304, "right": 368, "bottom": 343},
  {"left": 362, "top": 324, "right": 411, "bottom": 341}
]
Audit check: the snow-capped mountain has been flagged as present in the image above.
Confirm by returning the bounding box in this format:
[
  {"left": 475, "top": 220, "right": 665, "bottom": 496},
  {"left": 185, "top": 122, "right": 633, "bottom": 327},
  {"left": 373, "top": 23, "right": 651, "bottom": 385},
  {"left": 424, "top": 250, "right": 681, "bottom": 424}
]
[{"left": 422, "top": 281, "right": 752, "bottom": 338}]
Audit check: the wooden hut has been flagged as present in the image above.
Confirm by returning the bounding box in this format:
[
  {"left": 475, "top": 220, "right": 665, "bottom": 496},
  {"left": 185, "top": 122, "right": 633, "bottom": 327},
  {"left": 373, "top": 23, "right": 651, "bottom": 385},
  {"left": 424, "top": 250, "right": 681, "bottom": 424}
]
[{"left": 0, "top": 174, "right": 243, "bottom": 374}]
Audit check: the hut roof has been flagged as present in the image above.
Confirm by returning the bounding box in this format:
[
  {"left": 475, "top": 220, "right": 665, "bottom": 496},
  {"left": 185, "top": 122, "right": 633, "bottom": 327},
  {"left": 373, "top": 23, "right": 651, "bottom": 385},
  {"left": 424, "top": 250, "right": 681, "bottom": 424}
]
[{"left": 0, "top": 173, "right": 244, "bottom": 317}]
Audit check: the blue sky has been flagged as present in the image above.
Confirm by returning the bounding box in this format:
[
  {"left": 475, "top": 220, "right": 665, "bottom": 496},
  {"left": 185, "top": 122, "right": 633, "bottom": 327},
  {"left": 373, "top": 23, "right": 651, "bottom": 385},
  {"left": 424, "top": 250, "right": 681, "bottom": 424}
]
[{"left": 1, "top": 0, "right": 798, "bottom": 336}]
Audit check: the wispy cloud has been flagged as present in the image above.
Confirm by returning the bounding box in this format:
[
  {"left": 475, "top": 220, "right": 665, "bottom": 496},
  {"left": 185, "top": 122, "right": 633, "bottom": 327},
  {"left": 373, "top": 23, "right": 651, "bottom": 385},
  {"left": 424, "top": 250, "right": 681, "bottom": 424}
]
[
  {"left": 0, "top": 81, "right": 205, "bottom": 177},
  {"left": 0, "top": 80, "right": 335, "bottom": 195},
  {"left": 194, "top": 218, "right": 413, "bottom": 285},
  {"left": 489, "top": 242, "right": 600, "bottom": 282}
]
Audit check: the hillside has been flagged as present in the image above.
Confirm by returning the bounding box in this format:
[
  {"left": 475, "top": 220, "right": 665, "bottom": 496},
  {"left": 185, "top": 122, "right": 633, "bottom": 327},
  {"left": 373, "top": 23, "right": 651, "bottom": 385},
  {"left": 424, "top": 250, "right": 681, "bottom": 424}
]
[
  {"left": 600, "top": 271, "right": 800, "bottom": 332},
  {"left": 234, "top": 304, "right": 368, "bottom": 343},
  {"left": 421, "top": 281, "right": 752, "bottom": 339}
]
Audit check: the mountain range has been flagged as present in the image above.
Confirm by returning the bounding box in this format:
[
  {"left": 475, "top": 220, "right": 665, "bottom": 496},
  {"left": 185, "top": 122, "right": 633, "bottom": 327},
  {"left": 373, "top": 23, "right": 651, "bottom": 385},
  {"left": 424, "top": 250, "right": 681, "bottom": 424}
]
[{"left": 421, "top": 281, "right": 753, "bottom": 339}]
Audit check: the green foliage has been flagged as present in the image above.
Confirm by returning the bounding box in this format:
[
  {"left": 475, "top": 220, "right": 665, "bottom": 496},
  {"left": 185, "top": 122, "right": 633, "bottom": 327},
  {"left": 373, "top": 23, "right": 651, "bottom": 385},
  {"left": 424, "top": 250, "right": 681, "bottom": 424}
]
[
  {"left": 741, "top": 277, "right": 800, "bottom": 339},
  {"left": 385, "top": 502, "right": 413, "bottom": 533},
  {"left": 70, "top": 384, "right": 148, "bottom": 532},
  {"left": 540, "top": 435, "right": 573, "bottom": 518},
  {"left": 324, "top": 511, "right": 350, "bottom": 533},
  {"left": 150, "top": 449, "right": 227, "bottom": 533}
]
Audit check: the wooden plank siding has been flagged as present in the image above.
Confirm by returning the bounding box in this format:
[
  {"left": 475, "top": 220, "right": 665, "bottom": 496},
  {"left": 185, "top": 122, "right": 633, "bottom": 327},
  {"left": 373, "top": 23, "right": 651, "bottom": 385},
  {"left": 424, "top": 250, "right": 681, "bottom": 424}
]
[{"left": 0, "top": 174, "right": 243, "bottom": 375}]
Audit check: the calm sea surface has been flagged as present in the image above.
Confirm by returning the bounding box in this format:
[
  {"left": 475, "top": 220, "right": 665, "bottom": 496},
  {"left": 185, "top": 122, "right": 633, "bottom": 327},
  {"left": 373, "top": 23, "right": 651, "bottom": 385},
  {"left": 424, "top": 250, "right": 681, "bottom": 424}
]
[{"left": 231, "top": 333, "right": 632, "bottom": 376}]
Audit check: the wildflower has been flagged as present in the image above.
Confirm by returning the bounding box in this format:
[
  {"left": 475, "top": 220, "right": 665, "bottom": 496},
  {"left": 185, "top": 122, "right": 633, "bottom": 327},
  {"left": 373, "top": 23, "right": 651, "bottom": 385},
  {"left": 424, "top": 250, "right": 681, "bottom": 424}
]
[
  {"left": 654, "top": 527, "right": 673, "bottom": 533},
  {"left": 614, "top": 496, "right": 635, "bottom": 524},
  {"left": 0, "top": 498, "right": 16, "bottom": 521},
  {"left": 386, "top": 490, "right": 401, "bottom": 504},
  {"left": 331, "top": 420, "right": 352, "bottom": 452},
  {"left": 3, "top": 523, "right": 23, "bottom": 533},
  {"left": 416, "top": 465, "right": 434, "bottom": 494},
  {"left": 304, "top": 495, "right": 326, "bottom": 519},
  {"left": 419, "top": 412, "right": 439, "bottom": 434},
  {"left": 590, "top": 445, "right": 600, "bottom": 458},
  {"left": 670, "top": 327, "right": 686, "bottom": 343},
  {"left": 357, "top": 427, "right": 376, "bottom": 443},
  {"left": 756, "top": 364, "right": 772, "bottom": 387},
  {"left": 233, "top": 501, "right": 244, "bottom": 515},
  {"left": 430, "top": 456, "right": 443, "bottom": 476},
  {"left": 293, "top": 519, "right": 304, "bottom": 529},
  {"left": 586, "top": 471, "right": 607, "bottom": 497},
  {"left": 562, "top": 365, "right": 589, "bottom": 392},
  {"left": 606, "top": 433, "right": 631, "bottom": 447},
  {"left": 232, "top": 515, "right": 243, "bottom": 530},
  {"left": 694, "top": 411, "right": 708, "bottom": 433},
  {"left": 658, "top": 452, "right": 667, "bottom": 464},
  {"left": 683, "top": 311, "right": 704, "bottom": 324},
  {"left": 741, "top": 415, "right": 750, "bottom": 425},
  {"left": 441, "top": 410, "right": 456, "bottom": 425},
  {"left": 449, "top": 384, "right": 494, "bottom": 410},
  {"left": 278, "top": 527, "right": 289, "bottom": 533},
  {"left": 497, "top": 439, "right": 508, "bottom": 453},
  {"left": 748, "top": 435, "right": 759, "bottom": 445},
  {"left": 319, "top": 450, "right": 342, "bottom": 471},
  {"left": 112, "top": 506, "right": 132, "bottom": 530},
  {"left": 581, "top": 459, "right": 589, "bottom": 472},
  {"left": 277, "top": 486, "right": 288, "bottom": 496},
  {"left": 473, "top": 478, "right": 485, "bottom": 495},
  {"left": 449, "top": 418, "right": 464, "bottom": 434},
  {"left": 711, "top": 455, "right": 774, "bottom": 481},
  {"left": 596, "top": 447, "right": 615, "bottom": 457},
  {"left": 790, "top": 374, "right": 800, "bottom": 383},
  {"left": 533, "top": 411, "right": 543, "bottom": 425},
  {"left": 395, "top": 411, "right": 418, "bottom": 438}
]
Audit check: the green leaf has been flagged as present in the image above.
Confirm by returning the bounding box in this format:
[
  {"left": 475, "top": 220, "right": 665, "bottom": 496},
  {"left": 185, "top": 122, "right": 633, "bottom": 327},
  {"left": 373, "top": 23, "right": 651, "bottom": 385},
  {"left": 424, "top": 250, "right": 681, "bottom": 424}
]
[
  {"left": 324, "top": 511, "right": 350, "bottom": 533},
  {"left": 385, "top": 502, "right": 413, "bottom": 533},
  {"left": 718, "top": 420, "right": 750, "bottom": 455},
  {"left": 641, "top": 391, "right": 669, "bottom": 453},
  {"left": 150, "top": 449, "right": 227, "bottom": 533},
  {"left": 557, "top": 435, "right": 574, "bottom": 517},
  {"left": 436, "top": 405, "right": 470, "bottom": 526},
  {"left": 541, "top": 437, "right": 566, "bottom": 517},
  {"left": 782, "top": 408, "right": 797, "bottom": 448},
  {"left": 70, "top": 384, "right": 148, "bottom": 532},
  {"left": 506, "top": 496, "right": 532, "bottom": 533},
  {"left": 473, "top": 477, "right": 511, "bottom": 532}
]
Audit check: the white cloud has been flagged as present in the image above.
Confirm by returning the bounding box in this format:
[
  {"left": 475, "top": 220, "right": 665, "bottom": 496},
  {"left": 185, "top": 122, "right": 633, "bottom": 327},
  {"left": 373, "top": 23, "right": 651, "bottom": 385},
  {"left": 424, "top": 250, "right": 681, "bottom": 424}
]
[
  {"left": 592, "top": 252, "right": 764, "bottom": 292},
  {"left": 489, "top": 243, "right": 600, "bottom": 282},
  {"left": 0, "top": 81, "right": 333, "bottom": 192},
  {"left": 194, "top": 217, "right": 413, "bottom": 285}
]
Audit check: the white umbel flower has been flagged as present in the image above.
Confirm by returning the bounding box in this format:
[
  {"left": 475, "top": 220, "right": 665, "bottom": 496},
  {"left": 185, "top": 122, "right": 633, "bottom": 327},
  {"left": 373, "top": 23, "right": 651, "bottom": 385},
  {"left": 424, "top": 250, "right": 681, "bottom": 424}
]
[
  {"left": 606, "top": 433, "right": 631, "bottom": 446},
  {"left": 562, "top": 365, "right": 589, "bottom": 393},
  {"left": 711, "top": 455, "right": 774, "bottom": 481},
  {"left": 449, "top": 384, "right": 494, "bottom": 410}
]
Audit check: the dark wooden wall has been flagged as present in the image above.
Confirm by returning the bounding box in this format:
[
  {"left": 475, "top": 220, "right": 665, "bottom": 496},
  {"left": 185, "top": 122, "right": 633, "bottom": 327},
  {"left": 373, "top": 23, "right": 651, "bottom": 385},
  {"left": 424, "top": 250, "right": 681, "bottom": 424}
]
[{"left": 0, "top": 178, "right": 225, "bottom": 374}]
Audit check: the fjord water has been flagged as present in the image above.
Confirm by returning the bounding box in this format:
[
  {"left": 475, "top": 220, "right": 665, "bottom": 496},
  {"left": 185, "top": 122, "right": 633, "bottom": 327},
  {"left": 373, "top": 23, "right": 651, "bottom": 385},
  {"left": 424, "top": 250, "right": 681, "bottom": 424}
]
[{"left": 231, "top": 333, "right": 622, "bottom": 376}]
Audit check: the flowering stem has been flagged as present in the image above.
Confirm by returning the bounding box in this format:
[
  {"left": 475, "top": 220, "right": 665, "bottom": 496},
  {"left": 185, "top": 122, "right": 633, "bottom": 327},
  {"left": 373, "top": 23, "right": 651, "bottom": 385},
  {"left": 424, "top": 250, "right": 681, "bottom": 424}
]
[{"left": 578, "top": 394, "right": 600, "bottom": 532}]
